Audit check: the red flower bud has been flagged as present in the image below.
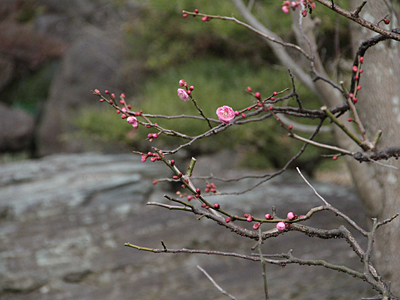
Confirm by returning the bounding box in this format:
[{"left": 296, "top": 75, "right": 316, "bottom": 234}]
[{"left": 265, "top": 214, "right": 273, "bottom": 220}]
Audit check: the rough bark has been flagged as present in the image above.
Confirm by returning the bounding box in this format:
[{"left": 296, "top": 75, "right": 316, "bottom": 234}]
[
  {"left": 232, "top": 0, "right": 400, "bottom": 294},
  {"left": 348, "top": 0, "right": 400, "bottom": 294}
]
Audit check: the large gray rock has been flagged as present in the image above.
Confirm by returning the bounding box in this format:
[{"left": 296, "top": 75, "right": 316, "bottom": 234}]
[
  {"left": 0, "top": 103, "right": 35, "bottom": 152},
  {"left": 0, "top": 54, "right": 14, "bottom": 92},
  {"left": 36, "top": 31, "right": 127, "bottom": 155},
  {"left": 0, "top": 153, "right": 378, "bottom": 299}
]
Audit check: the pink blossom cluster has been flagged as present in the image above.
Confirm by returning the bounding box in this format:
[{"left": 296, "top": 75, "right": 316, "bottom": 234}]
[
  {"left": 216, "top": 105, "right": 235, "bottom": 124},
  {"left": 205, "top": 182, "right": 217, "bottom": 193},
  {"left": 141, "top": 151, "right": 164, "bottom": 163},
  {"left": 177, "top": 79, "right": 194, "bottom": 101},
  {"left": 281, "top": 0, "right": 315, "bottom": 14},
  {"left": 127, "top": 116, "right": 139, "bottom": 129}
]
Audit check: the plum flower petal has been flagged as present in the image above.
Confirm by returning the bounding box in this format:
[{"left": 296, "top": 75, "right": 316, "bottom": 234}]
[
  {"left": 177, "top": 88, "right": 189, "bottom": 101},
  {"left": 127, "top": 116, "right": 139, "bottom": 129},
  {"left": 216, "top": 106, "right": 235, "bottom": 124}
]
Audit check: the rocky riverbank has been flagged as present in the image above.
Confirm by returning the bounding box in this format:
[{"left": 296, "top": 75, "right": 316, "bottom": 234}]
[{"left": 0, "top": 153, "right": 376, "bottom": 299}]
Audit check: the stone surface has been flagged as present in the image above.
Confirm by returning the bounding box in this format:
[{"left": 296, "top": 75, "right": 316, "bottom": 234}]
[
  {"left": 36, "top": 28, "right": 127, "bottom": 155},
  {"left": 0, "top": 153, "right": 379, "bottom": 299},
  {"left": 0, "top": 54, "right": 14, "bottom": 92},
  {"left": 0, "top": 103, "right": 35, "bottom": 152}
]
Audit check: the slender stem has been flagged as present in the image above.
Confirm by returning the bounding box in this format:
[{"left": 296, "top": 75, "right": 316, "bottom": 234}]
[
  {"left": 197, "top": 265, "right": 237, "bottom": 300},
  {"left": 296, "top": 168, "right": 330, "bottom": 206},
  {"left": 187, "top": 157, "right": 197, "bottom": 177},
  {"left": 321, "top": 106, "right": 369, "bottom": 151},
  {"left": 351, "top": 1, "right": 367, "bottom": 18},
  {"left": 314, "top": 0, "right": 400, "bottom": 41},
  {"left": 258, "top": 228, "right": 269, "bottom": 300},
  {"left": 182, "top": 10, "right": 312, "bottom": 60},
  {"left": 290, "top": 132, "right": 353, "bottom": 155}
]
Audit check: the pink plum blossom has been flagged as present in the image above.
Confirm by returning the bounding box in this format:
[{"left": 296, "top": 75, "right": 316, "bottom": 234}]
[
  {"left": 177, "top": 88, "right": 189, "bottom": 101},
  {"left": 276, "top": 222, "right": 286, "bottom": 231},
  {"left": 282, "top": 5, "right": 290, "bottom": 13},
  {"left": 287, "top": 212, "right": 295, "bottom": 220},
  {"left": 216, "top": 105, "right": 235, "bottom": 124},
  {"left": 127, "top": 116, "right": 139, "bottom": 129}
]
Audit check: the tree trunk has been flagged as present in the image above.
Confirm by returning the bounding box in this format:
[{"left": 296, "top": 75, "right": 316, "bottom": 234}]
[
  {"left": 233, "top": 0, "right": 400, "bottom": 294},
  {"left": 348, "top": 0, "right": 400, "bottom": 294}
]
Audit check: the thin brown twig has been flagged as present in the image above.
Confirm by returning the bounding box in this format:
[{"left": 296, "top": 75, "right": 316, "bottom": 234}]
[
  {"left": 182, "top": 11, "right": 313, "bottom": 61},
  {"left": 197, "top": 265, "right": 237, "bottom": 300}
]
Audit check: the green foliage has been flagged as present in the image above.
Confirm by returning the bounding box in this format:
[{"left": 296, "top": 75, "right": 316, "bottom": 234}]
[
  {"left": 78, "top": 0, "right": 344, "bottom": 171},
  {"left": 73, "top": 106, "right": 135, "bottom": 144},
  {"left": 125, "top": 0, "right": 281, "bottom": 71},
  {"left": 0, "top": 60, "right": 59, "bottom": 114},
  {"left": 77, "top": 56, "right": 333, "bottom": 172},
  {"left": 125, "top": 0, "right": 352, "bottom": 75}
]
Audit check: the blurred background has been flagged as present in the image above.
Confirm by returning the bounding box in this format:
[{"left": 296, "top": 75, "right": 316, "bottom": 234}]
[
  {"left": 0, "top": 1, "right": 372, "bottom": 299},
  {"left": 0, "top": 0, "right": 355, "bottom": 173}
]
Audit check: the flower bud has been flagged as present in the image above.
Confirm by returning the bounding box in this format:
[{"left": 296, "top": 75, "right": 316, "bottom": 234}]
[
  {"left": 287, "top": 212, "right": 295, "bottom": 220},
  {"left": 276, "top": 222, "right": 286, "bottom": 231},
  {"left": 265, "top": 214, "right": 273, "bottom": 220}
]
